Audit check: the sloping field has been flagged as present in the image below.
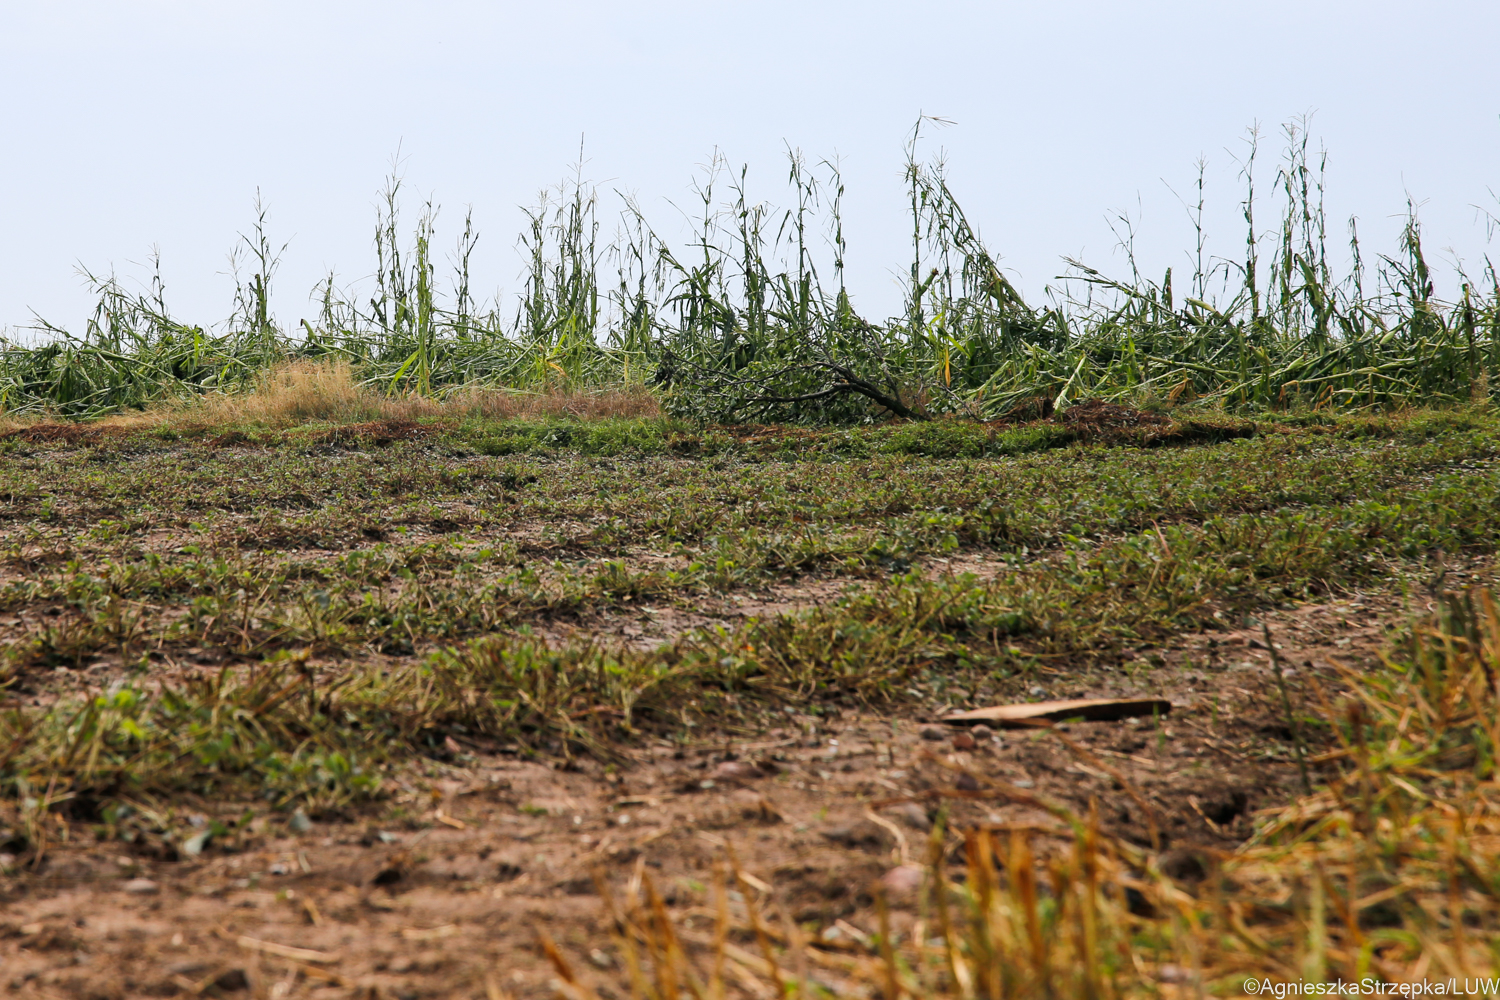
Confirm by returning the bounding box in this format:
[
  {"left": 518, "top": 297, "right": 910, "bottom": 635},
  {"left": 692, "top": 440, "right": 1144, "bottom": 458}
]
[{"left": 1, "top": 404, "right": 1499, "bottom": 997}]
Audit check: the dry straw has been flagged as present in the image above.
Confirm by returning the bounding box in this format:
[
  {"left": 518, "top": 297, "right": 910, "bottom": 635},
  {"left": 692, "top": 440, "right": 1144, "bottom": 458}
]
[{"left": 73, "top": 359, "right": 661, "bottom": 430}]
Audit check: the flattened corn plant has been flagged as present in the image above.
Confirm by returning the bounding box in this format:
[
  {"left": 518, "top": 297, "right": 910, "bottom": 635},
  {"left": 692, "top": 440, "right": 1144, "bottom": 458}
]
[{"left": 3, "top": 118, "right": 1497, "bottom": 421}]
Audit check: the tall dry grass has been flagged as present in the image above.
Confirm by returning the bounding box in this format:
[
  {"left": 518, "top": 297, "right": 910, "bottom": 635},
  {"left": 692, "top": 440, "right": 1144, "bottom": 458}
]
[
  {"left": 119, "top": 359, "right": 659, "bottom": 430},
  {"left": 447, "top": 381, "right": 660, "bottom": 421},
  {"left": 189, "top": 359, "right": 427, "bottom": 426}
]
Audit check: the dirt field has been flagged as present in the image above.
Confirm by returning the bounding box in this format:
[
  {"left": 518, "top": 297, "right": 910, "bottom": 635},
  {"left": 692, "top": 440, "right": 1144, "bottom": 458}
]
[
  {"left": 2, "top": 411, "right": 1497, "bottom": 997},
  {"left": 0, "top": 582, "right": 1440, "bottom": 998}
]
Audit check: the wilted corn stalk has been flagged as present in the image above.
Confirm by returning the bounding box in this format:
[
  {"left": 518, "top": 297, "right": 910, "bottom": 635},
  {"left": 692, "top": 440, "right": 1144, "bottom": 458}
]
[{"left": 5, "top": 119, "right": 1498, "bottom": 419}]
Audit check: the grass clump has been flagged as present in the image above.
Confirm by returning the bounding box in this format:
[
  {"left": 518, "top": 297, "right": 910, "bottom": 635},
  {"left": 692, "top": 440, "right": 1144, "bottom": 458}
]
[
  {"left": 0, "top": 654, "right": 386, "bottom": 817},
  {"left": 143, "top": 358, "right": 660, "bottom": 432},
  {"left": 186, "top": 359, "right": 427, "bottom": 427}
]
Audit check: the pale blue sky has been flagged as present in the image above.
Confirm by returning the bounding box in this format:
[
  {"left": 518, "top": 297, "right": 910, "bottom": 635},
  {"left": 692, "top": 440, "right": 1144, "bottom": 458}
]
[{"left": 2, "top": 1, "right": 1497, "bottom": 334}]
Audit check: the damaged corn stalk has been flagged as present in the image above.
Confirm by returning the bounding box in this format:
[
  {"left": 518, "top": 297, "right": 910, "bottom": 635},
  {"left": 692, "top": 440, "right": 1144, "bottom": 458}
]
[{"left": 3, "top": 118, "right": 1496, "bottom": 421}]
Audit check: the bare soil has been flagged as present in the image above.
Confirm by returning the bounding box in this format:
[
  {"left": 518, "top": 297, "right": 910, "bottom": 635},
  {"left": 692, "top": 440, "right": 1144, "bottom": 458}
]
[{"left": 0, "top": 583, "right": 1417, "bottom": 999}]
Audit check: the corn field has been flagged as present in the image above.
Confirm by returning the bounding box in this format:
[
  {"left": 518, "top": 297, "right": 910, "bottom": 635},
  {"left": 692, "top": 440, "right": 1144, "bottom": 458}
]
[{"left": 3, "top": 119, "right": 1497, "bottom": 422}]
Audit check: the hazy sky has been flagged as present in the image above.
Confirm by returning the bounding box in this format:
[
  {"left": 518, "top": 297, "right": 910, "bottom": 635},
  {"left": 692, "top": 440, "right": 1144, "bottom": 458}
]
[{"left": 2, "top": 1, "right": 1497, "bottom": 335}]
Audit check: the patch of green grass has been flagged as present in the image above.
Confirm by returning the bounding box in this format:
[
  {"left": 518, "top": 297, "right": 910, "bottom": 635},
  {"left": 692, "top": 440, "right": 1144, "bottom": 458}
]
[{"left": 460, "top": 417, "right": 676, "bottom": 457}]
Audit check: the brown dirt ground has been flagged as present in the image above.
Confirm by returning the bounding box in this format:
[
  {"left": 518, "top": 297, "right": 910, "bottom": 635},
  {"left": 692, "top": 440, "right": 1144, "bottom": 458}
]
[{"left": 1, "top": 563, "right": 1444, "bottom": 999}]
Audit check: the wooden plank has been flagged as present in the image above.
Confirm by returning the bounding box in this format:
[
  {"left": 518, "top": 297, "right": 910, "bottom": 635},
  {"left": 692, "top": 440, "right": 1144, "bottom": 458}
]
[{"left": 941, "top": 698, "right": 1171, "bottom": 728}]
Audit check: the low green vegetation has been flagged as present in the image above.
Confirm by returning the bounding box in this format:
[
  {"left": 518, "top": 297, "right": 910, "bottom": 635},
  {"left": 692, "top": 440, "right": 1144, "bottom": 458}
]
[{"left": 1, "top": 405, "right": 1496, "bottom": 816}]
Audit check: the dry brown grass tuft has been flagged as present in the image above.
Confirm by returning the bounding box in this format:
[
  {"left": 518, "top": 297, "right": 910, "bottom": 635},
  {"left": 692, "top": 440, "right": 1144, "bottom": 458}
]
[
  {"left": 177, "top": 359, "right": 435, "bottom": 427},
  {"left": 104, "top": 360, "right": 660, "bottom": 430},
  {"left": 448, "top": 382, "right": 660, "bottom": 421}
]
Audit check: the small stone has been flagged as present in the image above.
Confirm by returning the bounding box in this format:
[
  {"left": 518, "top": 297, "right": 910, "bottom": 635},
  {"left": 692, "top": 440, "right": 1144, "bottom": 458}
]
[
  {"left": 891, "top": 803, "right": 930, "bottom": 831},
  {"left": 268, "top": 862, "right": 289, "bottom": 876},
  {"left": 919, "top": 725, "right": 947, "bottom": 741},
  {"left": 168, "top": 961, "right": 212, "bottom": 976},
  {"left": 955, "top": 772, "right": 981, "bottom": 792},
  {"left": 1157, "top": 964, "right": 1197, "bottom": 984},
  {"left": 123, "top": 878, "right": 160, "bottom": 895},
  {"left": 951, "top": 732, "right": 976, "bottom": 751},
  {"left": 970, "top": 725, "right": 994, "bottom": 742},
  {"left": 588, "top": 948, "right": 614, "bottom": 970},
  {"left": 821, "top": 820, "right": 893, "bottom": 852},
  {"left": 288, "top": 810, "right": 312, "bottom": 834},
  {"left": 714, "top": 760, "right": 761, "bottom": 781},
  {"left": 879, "top": 864, "right": 925, "bottom": 896},
  {"left": 1028, "top": 686, "right": 1045, "bottom": 697}
]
